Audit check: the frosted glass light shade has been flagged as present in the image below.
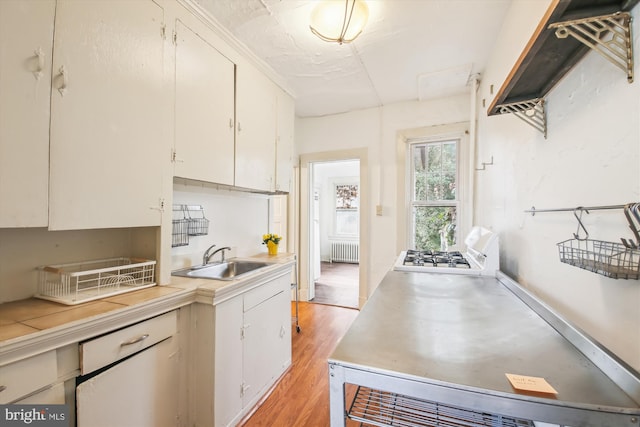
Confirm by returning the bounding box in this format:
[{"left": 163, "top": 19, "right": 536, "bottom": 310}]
[{"left": 309, "top": 0, "right": 369, "bottom": 44}]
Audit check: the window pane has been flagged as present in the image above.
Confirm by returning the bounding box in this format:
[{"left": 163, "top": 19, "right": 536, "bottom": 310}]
[
  {"left": 413, "top": 206, "right": 457, "bottom": 251},
  {"left": 442, "top": 142, "right": 456, "bottom": 172},
  {"left": 442, "top": 173, "right": 456, "bottom": 200},
  {"left": 426, "top": 144, "right": 441, "bottom": 173},
  {"left": 336, "top": 210, "right": 358, "bottom": 235}
]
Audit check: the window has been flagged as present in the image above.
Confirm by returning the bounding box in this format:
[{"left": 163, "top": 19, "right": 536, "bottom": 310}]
[
  {"left": 410, "top": 139, "right": 458, "bottom": 251},
  {"left": 334, "top": 184, "right": 359, "bottom": 236}
]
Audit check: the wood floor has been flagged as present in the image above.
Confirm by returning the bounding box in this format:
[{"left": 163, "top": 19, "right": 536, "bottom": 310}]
[
  {"left": 240, "top": 301, "right": 359, "bottom": 427},
  {"left": 312, "top": 262, "right": 359, "bottom": 308}
]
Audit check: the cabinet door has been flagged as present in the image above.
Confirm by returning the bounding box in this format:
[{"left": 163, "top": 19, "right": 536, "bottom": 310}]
[
  {"left": 214, "top": 296, "right": 243, "bottom": 427},
  {"left": 48, "top": 0, "right": 167, "bottom": 230},
  {"left": 242, "top": 275, "right": 291, "bottom": 407},
  {"left": 235, "top": 64, "right": 276, "bottom": 192},
  {"left": 275, "top": 89, "right": 295, "bottom": 193},
  {"left": 174, "top": 20, "right": 235, "bottom": 185},
  {"left": 0, "top": 0, "right": 54, "bottom": 227},
  {"left": 76, "top": 337, "right": 179, "bottom": 427}
]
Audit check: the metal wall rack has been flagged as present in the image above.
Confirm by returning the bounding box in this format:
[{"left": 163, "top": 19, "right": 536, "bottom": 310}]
[
  {"left": 172, "top": 204, "right": 210, "bottom": 247},
  {"left": 525, "top": 203, "right": 640, "bottom": 279}
]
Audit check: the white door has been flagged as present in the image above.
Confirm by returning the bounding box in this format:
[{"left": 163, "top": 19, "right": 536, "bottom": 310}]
[
  {"left": 48, "top": 0, "right": 167, "bottom": 230},
  {"left": 174, "top": 20, "right": 235, "bottom": 185},
  {"left": 76, "top": 338, "right": 179, "bottom": 427},
  {"left": 235, "top": 64, "right": 276, "bottom": 191},
  {"left": 0, "top": 0, "right": 54, "bottom": 227}
]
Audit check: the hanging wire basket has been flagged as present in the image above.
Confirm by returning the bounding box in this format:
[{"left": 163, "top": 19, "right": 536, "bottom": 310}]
[
  {"left": 172, "top": 205, "right": 189, "bottom": 247},
  {"left": 557, "top": 238, "right": 640, "bottom": 279},
  {"left": 186, "top": 205, "right": 210, "bottom": 236}
]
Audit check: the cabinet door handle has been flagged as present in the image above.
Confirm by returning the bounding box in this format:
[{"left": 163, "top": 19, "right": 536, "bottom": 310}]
[
  {"left": 229, "top": 118, "right": 234, "bottom": 129},
  {"left": 57, "top": 66, "right": 68, "bottom": 96},
  {"left": 237, "top": 121, "right": 242, "bottom": 132},
  {"left": 120, "top": 334, "right": 149, "bottom": 346},
  {"left": 279, "top": 325, "right": 286, "bottom": 338},
  {"left": 34, "top": 47, "right": 45, "bottom": 80},
  {"left": 0, "top": 385, "right": 6, "bottom": 393}
]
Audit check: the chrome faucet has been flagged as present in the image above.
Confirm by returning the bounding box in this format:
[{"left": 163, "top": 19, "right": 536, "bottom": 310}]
[
  {"left": 203, "top": 245, "right": 231, "bottom": 265},
  {"left": 203, "top": 244, "right": 216, "bottom": 265}
]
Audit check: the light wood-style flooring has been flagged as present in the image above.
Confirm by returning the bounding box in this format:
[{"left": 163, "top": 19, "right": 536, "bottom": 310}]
[
  {"left": 312, "top": 262, "right": 359, "bottom": 308},
  {"left": 240, "top": 301, "right": 359, "bottom": 427}
]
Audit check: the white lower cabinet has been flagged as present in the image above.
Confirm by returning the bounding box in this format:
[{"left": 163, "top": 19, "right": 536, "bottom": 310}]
[
  {"left": 76, "top": 311, "right": 180, "bottom": 427},
  {"left": 195, "top": 270, "right": 293, "bottom": 427}
]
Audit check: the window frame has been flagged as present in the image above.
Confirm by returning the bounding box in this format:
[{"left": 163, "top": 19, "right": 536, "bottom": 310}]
[
  {"left": 408, "top": 138, "right": 461, "bottom": 250},
  {"left": 331, "top": 179, "right": 360, "bottom": 239}
]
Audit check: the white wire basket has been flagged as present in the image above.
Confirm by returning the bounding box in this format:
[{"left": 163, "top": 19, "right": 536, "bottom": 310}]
[
  {"left": 36, "top": 257, "right": 157, "bottom": 305},
  {"left": 557, "top": 239, "right": 640, "bottom": 279}
]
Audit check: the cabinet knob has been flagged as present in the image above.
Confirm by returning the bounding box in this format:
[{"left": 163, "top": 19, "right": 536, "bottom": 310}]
[
  {"left": 33, "top": 47, "right": 45, "bottom": 80},
  {"left": 57, "top": 66, "right": 68, "bottom": 96}
]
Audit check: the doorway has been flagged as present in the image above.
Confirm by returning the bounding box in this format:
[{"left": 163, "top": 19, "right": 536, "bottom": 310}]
[
  {"left": 299, "top": 149, "right": 368, "bottom": 310},
  {"left": 310, "top": 160, "right": 360, "bottom": 308}
]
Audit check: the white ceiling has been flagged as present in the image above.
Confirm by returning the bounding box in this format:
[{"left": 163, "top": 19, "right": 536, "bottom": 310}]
[{"left": 194, "top": 0, "right": 513, "bottom": 118}]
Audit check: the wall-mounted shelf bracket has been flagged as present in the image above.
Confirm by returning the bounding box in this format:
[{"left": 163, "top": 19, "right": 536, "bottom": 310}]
[
  {"left": 497, "top": 98, "right": 547, "bottom": 138},
  {"left": 475, "top": 156, "right": 494, "bottom": 171},
  {"left": 548, "top": 12, "right": 633, "bottom": 83}
]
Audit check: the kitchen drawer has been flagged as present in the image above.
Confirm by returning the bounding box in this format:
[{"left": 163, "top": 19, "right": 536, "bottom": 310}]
[
  {"left": 244, "top": 274, "right": 288, "bottom": 312},
  {"left": 0, "top": 350, "right": 57, "bottom": 403},
  {"left": 80, "top": 310, "right": 177, "bottom": 375},
  {"left": 13, "top": 383, "right": 65, "bottom": 404}
]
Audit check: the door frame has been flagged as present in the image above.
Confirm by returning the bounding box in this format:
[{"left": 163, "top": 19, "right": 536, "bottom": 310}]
[{"left": 299, "top": 149, "right": 368, "bottom": 308}]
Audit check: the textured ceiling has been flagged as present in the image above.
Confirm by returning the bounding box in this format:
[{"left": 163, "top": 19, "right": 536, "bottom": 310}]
[{"left": 195, "top": 0, "right": 513, "bottom": 118}]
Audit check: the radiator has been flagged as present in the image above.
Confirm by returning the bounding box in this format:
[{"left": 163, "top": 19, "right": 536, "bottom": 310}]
[{"left": 330, "top": 241, "right": 359, "bottom": 263}]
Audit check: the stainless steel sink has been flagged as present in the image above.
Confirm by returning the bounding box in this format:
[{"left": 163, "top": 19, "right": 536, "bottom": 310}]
[{"left": 172, "top": 260, "right": 272, "bottom": 281}]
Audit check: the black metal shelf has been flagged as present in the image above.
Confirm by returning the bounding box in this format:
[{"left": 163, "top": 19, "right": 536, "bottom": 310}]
[{"left": 488, "top": 0, "right": 638, "bottom": 136}]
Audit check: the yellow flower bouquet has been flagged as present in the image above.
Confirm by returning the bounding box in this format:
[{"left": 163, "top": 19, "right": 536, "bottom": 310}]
[{"left": 262, "top": 233, "right": 282, "bottom": 255}]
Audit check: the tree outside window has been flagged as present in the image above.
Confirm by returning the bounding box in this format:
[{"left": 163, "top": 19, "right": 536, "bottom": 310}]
[{"left": 411, "top": 140, "right": 458, "bottom": 251}]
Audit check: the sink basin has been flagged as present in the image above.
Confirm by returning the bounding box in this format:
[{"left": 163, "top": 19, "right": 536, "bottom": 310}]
[{"left": 172, "top": 260, "right": 272, "bottom": 281}]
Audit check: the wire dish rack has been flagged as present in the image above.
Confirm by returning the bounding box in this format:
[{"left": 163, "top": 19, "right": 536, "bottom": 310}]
[
  {"left": 36, "top": 257, "right": 157, "bottom": 305},
  {"left": 557, "top": 239, "right": 640, "bottom": 279}
]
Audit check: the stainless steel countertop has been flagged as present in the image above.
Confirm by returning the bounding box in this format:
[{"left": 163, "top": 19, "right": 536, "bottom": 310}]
[{"left": 329, "top": 271, "right": 639, "bottom": 411}]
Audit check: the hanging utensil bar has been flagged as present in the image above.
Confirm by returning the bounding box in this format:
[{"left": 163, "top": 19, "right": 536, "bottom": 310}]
[{"left": 525, "top": 204, "right": 625, "bottom": 216}]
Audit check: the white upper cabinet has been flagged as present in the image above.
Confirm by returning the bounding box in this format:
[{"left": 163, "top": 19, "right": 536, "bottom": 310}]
[
  {"left": 235, "top": 64, "right": 277, "bottom": 192},
  {"left": 174, "top": 20, "right": 235, "bottom": 186},
  {"left": 0, "top": 0, "right": 55, "bottom": 227},
  {"left": 48, "top": 0, "right": 168, "bottom": 230},
  {"left": 275, "top": 88, "right": 295, "bottom": 193}
]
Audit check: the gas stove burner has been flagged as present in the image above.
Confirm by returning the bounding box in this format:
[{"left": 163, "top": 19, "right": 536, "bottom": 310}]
[{"left": 403, "top": 250, "right": 471, "bottom": 268}]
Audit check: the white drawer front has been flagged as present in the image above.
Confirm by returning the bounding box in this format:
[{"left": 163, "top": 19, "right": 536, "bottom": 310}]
[
  {"left": 244, "top": 273, "right": 289, "bottom": 312},
  {"left": 14, "top": 383, "right": 65, "bottom": 404},
  {"left": 80, "top": 310, "right": 177, "bottom": 375},
  {"left": 0, "top": 350, "right": 57, "bottom": 403}
]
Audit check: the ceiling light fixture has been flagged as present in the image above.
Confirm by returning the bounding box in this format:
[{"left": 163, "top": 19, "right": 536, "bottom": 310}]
[{"left": 309, "top": 0, "right": 369, "bottom": 45}]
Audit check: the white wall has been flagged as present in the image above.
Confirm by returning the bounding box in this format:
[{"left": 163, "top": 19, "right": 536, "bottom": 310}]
[
  {"left": 475, "top": 3, "right": 640, "bottom": 370},
  {"left": 171, "top": 180, "right": 271, "bottom": 270},
  {"left": 296, "top": 0, "right": 640, "bottom": 371},
  {"left": 297, "top": 95, "right": 471, "bottom": 296}
]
